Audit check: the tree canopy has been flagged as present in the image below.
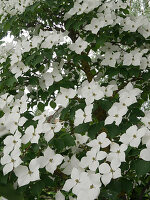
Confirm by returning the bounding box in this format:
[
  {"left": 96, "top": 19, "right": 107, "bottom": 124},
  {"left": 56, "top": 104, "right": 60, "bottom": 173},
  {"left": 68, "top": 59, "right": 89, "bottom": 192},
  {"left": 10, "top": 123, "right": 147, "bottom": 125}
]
[{"left": 0, "top": 0, "right": 150, "bottom": 200}]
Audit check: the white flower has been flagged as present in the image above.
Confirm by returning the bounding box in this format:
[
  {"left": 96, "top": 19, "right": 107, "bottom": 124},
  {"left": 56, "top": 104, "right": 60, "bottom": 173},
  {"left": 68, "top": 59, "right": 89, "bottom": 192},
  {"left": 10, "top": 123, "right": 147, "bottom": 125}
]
[
  {"left": 33, "top": 110, "right": 51, "bottom": 124},
  {"left": 69, "top": 37, "right": 88, "bottom": 54},
  {"left": 62, "top": 168, "right": 88, "bottom": 193},
  {"left": 84, "top": 17, "right": 105, "bottom": 34},
  {"left": 120, "top": 125, "right": 147, "bottom": 148},
  {"left": 123, "top": 51, "right": 143, "bottom": 66},
  {"left": 74, "top": 104, "right": 93, "bottom": 126},
  {"left": 99, "top": 159, "right": 121, "bottom": 186},
  {"left": 79, "top": 80, "right": 104, "bottom": 105},
  {"left": 22, "top": 124, "right": 42, "bottom": 144},
  {"left": 142, "top": 130, "right": 150, "bottom": 148},
  {"left": 55, "top": 87, "right": 76, "bottom": 108},
  {"left": 141, "top": 111, "right": 150, "bottom": 129},
  {"left": 105, "top": 103, "right": 127, "bottom": 126},
  {"left": 101, "top": 83, "right": 118, "bottom": 97},
  {"left": 10, "top": 53, "right": 22, "bottom": 66},
  {"left": 10, "top": 61, "right": 29, "bottom": 79},
  {"left": 14, "top": 158, "right": 40, "bottom": 187},
  {"left": 101, "top": 52, "right": 120, "bottom": 67},
  {"left": 80, "top": 148, "right": 107, "bottom": 171},
  {"left": 140, "top": 148, "right": 150, "bottom": 161},
  {"left": 138, "top": 22, "right": 150, "bottom": 38},
  {"left": 106, "top": 142, "right": 127, "bottom": 162},
  {"left": 119, "top": 82, "right": 142, "bottom": 106},
  {"left": 0, "top": 93, "right": 13, "bottom": 110},
  {"left": 75, "top": 133, "right": 89, "bottom": 146},
  {"left": 76, "top": 173, "right": 101, "bottom": 200},
  {"left": 1, "top": 148, "right": 22, "bottom": 175},
  {"left": 87, "top": 132, "right": 111, "bottom": 150},
  {"left": 40, "top": 68, "right": 62, "bottom": 89},
  {"left": 3, "top": 131, "right": 22, "bottom": 155},
  {"left": 6, "top": 113, "right": 27, "bottom": 134},
  {"left": 42, "top": 147, "right": 64, "bottom": 174},
  {"left": 61, "top": 155, "right": 81, "bottom": 175},
  {"left": 43, "top": 122, "right": 62, "bottom": 142},
  {"left": 55, "top": 191, "right": 65, "bottom": 200}
]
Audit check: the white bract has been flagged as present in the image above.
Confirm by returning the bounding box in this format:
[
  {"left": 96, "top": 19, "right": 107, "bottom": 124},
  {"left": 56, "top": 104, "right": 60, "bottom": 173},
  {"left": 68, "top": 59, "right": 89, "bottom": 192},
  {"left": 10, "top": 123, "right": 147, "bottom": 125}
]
[
  {"left": 106, "top": 142, "right": 127, "bottom": 163},
  {"left": 99, "top": 159, "right": 121, "bottom": 186},
  {"left": 105, "top": 103, "right": 127, "bottom": 126},
  {"left": 74, "top": 104, "right": 93, "bottom": 126},
  {"left": 68, "top": 37, "right": 88, "bottom": 54},
  {"left": 41, "top": 147, "right": 64, "bottom": 174},
  {"left": 22, "top": 124, "right": 42, "bottom": 144},
  {"left": 55, "top": 87, "right": 76, "bottom": 108},
  {"left": 87, "top": 132, "right": 111, "bottom": 150},
  {"left": 14, "top": 158, "right": 40, "bottom": 187},
  {"left": 80, "top": 148, "right": 107, "bottom": 171},
  {"left": 120, "top": 125, "right": 147, "bottom": 148},
  {"left": 1, "top": 148, "right": 22, "bottom": 175}
]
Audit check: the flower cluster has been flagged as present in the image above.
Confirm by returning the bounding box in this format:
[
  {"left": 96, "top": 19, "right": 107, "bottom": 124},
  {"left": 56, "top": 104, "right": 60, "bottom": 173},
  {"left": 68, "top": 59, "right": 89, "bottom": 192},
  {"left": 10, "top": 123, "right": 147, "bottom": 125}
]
[{"left": 0, "top": 0, "right": 150, "bottom": 199}]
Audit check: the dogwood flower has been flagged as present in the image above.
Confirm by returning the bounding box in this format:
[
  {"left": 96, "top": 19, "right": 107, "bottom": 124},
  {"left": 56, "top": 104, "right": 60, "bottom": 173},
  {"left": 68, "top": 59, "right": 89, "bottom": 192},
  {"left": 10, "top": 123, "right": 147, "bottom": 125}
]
[
  {"left": 79, "top": 80, "right": 104, "bottom": 105},
  {"left": 106, "top": 142, "right": 127, "bottom": 162},
  {"left": 87, "top": 132, "right": 111, "bottom": 150},
  {"left": 0, "top": 93, "right": 13, "bottom": 110},
  {"left": 42, "top": 147, "right": 64, "bottom": 174},
  {"left": 68, "top": 37, "right": 88, "bottom": 54},
  {"left": 42, "top": 121, "right": 62, "bottom": 142},
  {"left": 3, "top": 131, "right": 22, "bottom": 154},
  {"left": 120, "top": 125, "right": 147, "bottom": 147},
  {"left": 14, "top": 158, "right": 40, "bottom": 187},
  {"left": 74, "top": 104, "right": 93, "bottom": 126},
  {"left": 55, "top": 191, "right": 65, "bottom": 200},
  {"left": 80, "top": 148, "right": 107, "bottom": 171},
  {"left": 62, "top": 168, "right": 88, "bottom": 193},
  {"left": 99, "top": 159, "right": 121, "bottom": 186},
  {"left": 1, "top": 148, "right": 22, "bottom": 175},
  {"left": 101, "top": 52, "right": 120, "bottom": 67},
  {"left": 22, "top": 124, "right": 42, "bottom": 144},
  {"left": 76, "top": 173, "right": 101, "bottom": 200},
  {"left": 55, "top": 87, "right": 76, "bottom": 108},
  {"left": 141, "top": 130, "right": 150, "bottom": 148},
  {"left": 105, "top": 103, "right": 127, "bottom": 126},
  {"left": 140, "top": 148, "right": 150, "bottom": 161},
  {"left": 61, "top": 155, "right": 81, "bottom": 175},
  {"left": 141, "top": 111, "right": 150, "bottom": 129}
]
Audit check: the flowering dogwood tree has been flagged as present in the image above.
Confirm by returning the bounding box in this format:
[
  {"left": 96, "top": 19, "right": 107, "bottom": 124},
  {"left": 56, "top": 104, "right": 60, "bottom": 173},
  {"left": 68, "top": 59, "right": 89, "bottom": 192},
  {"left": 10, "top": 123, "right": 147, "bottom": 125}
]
[{"left": 0, "top": 0, "right": 150, "bottom": 199}]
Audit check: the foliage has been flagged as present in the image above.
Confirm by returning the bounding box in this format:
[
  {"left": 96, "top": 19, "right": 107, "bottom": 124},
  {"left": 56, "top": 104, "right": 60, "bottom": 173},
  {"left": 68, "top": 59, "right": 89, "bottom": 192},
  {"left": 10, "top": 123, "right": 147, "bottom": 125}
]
[{"left": 0, "top": 0, "right": 150, "bottom": 200}]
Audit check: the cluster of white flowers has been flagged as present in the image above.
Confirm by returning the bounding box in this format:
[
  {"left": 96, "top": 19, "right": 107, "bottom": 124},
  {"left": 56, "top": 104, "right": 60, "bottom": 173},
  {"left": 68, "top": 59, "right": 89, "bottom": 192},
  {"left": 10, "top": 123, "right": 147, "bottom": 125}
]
[
  {"left": 1, "top": 0, "right": 150, "bottom": 199},
  {"left": 64, "top": 0, "right": 102, "bottom": 20},
  {"left": 0, "top": 30, "right": 66, "bottom": 80},
  {"left": 0, "top": 0, "right": 38, "bottom": 21},
  {"left": 39, "top": 61, "right": 63, "bottom": 90},
  {"left": 105, "top": 82, "right": 142, "bottom": 126}
]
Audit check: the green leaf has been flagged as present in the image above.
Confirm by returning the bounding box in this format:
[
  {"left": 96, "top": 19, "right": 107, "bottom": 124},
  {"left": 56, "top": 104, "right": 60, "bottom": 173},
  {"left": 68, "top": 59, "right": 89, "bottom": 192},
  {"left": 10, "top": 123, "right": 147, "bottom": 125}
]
[
  {"left": 29, "top": 76, "right": 39, "bottom": 85},
  {"left": 0, "top": 110, "right": 4, "bottom": 118},
  {"left": 88, "top": 122, "right": 104, "bottom": 139},
  {"left": 53, "top": 138, "right": 65, "bottom": 151},
  {"left": 31, "top": 181, "right": 45, "bottom": 197},
  {"left": 33, "top": 55, "right": 43, "bottom": 67},
  {"left": 37, "top": 102, "right": 45, "bottom": 112},
  {"left": 6, "top": 76, "right": 17, "bottom": 87},
  {"left": 132, "top": 159, "right": 150, "bottom": 177},
  {"left": 105, "top": 123, "right": 120, "bottom": 139},
  {"left": 50, "top": 100, "right": 56, "bottom": 109},
  {"left": 62, "top": 134, "right": 75, "bottom": 147},
  {"left": 107, "top": 178, "right": 133, "bottom": 194},
  {"left": 74, "top": 123, "right": 90, "bottom": 134},
  {"left": 0, "top": 184, "right": 24, "bottom": 200}
]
